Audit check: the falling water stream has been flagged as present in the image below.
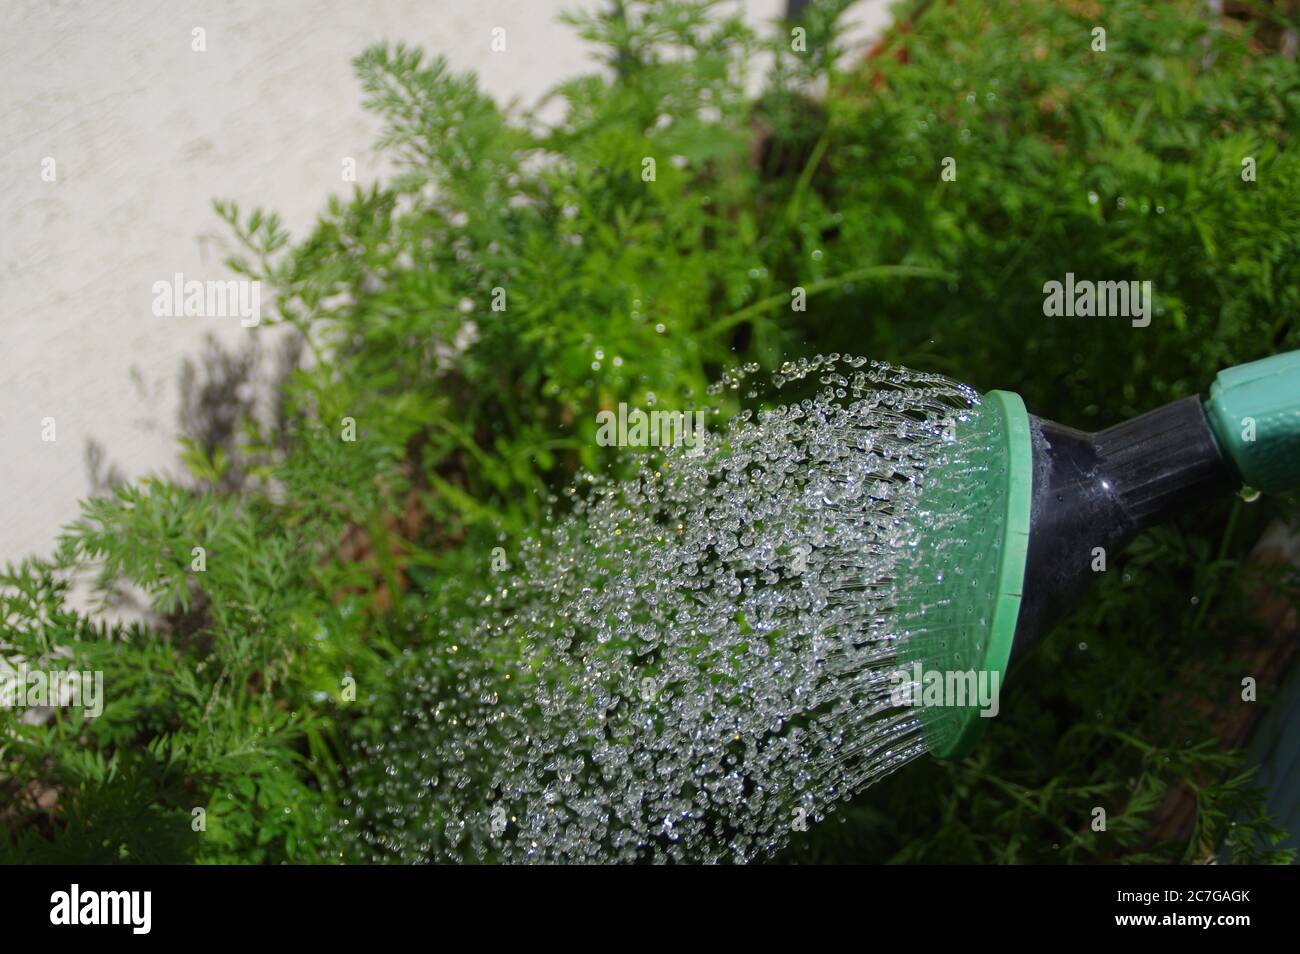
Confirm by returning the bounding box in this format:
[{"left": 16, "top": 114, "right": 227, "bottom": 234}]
[{"left": 342, "top": 356, "right": 1003, "bottom": 863}]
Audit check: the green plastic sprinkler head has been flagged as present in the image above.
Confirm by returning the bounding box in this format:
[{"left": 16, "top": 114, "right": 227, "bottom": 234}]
[{"left": 922, "top": 349, "right": 1300, "bottom": 759}]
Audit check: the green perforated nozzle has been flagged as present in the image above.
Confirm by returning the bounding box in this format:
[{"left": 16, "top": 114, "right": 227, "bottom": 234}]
[
  {"left": 1204, "top": 350, "right": 1300, "bottom": 495},
  {"left": 905, "top": 390, "right": 1032, "bottom": 760}
]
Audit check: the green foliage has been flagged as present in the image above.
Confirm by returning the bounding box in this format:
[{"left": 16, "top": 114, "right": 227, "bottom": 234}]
[
  {"left": 1, "top": 420, "right": 400, "bottom": 862},
  {"left": 3, "top": 0, "right": 1297, "bottom": 863}
]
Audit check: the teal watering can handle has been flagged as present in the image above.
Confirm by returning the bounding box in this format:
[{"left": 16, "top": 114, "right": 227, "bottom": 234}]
[{"left": 1204, "top": 349, "right": 1300, "bottom": 494}]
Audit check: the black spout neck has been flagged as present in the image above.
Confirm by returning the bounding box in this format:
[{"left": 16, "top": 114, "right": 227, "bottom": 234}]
[{"left": 1011, "top": 396, "right": 1238, "bottom": 660}]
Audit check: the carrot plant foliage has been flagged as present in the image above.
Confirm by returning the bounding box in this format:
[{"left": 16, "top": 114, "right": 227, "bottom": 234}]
[{"left": 3, "top": 0, "right": 1297, "bottom": 863}]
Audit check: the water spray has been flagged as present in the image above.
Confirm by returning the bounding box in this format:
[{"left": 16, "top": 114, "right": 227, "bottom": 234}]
[{"left": 353, "top": 350, "right": 1300, "bottom": 863}]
